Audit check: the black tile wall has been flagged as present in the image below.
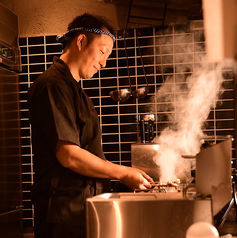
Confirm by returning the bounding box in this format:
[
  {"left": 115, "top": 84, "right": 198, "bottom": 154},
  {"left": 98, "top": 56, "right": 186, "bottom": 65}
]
[{"left": 19, "top": 23, "right": 236, "bottom": 228}]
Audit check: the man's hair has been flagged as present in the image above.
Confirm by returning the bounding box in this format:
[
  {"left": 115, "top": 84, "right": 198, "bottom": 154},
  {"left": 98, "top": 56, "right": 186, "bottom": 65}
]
[{"left": 63, "top": 13, "right": 115, "bottom": 49}]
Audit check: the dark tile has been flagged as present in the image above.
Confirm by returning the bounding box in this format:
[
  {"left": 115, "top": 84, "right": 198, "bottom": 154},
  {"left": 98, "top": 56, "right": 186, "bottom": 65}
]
[
  {"left": 118, "top": 67, "right": 135, "bottom": 77},
  {"left": 21, "top": 56, "right": 28, "bottom": 64},
  {"left": 120, "top": 115, "right": 136, "bottom": 123},
  {"left": 22, "top": 164, "right": 33, "bottom": 173},
  {"left": 84, "top": 88, "right": 99, "bottom": 97},
  {"left": 102, "top": 134, "right": 119, "bottom": 143},
  {"left": 118, "top": 57, "right": 135, "bottom": 67},
  {"left": 106, "top": 59, "right": 117, "bottom": 68},
  {"left": 28, "top": 36, "right": 44, "bottom": 45},
  {"left": 30, "top": 73, "right": 41, "bottom": 82},
  {"left": 216, "top": 120, "right": 235, "bottom": 129},
  {"left": 121, "top": 152, "right": 131, "bottom": 161},
  {"left": 21, "top": 65, "right": 28, "bottom": 73},
  {"left": 136, "top": 37, "right": 153, "bottom": 48},
  {"left": 91, "top": 98, "right": 99, "bottom": 106},
  {"left": 216, "top": 100, "right": 235, "bottom": 110},
  {"left": 29, "top": 55, "right": 45, "bottom": 64},
  {"left": 83, "top": 79, "right": 99, "bottom": 88},
  {"left": 102, "top": 125, "right": 119, "bottom": 133},
  {"left": 105, "top": 153, "right": 119, "bottom": 162},
  {"left": 137, "top": 65, "right": 154, "bottom": 75},
  {"left": 101, "top": 96, "right": 118, "bottom": 105},
  {"left": 29, "top": 45, "right": 45, "bottom": 54},
  {"left": 46, "top": 44, "right": 63, "bottom": 53},
  {"left": 121, "top": 161, "right": 132, "bottom": 167},
  {"left": 20, "top": 146, "right": 31, "bottom": 155},
  {"left": 101, "top": 88, "right": 112, "bottom": 98},
  {"left": 121, "top": 143, "right": 132, "bottom": 151},
  {"left": 20, "top": 127, "right": 31, "bottom": 137},
  {"left": 101, "top": 78, "right": 118, "bottom": 87},
  {"left": 120, "top": 105, "right": 136, "bottom": 114},
  {"left": 23, "top": 209, "right": 33, "bottom": 219},
  {"left": 222, "top": 71, "right": 235, "bottom": 80},
  {"left": 22, "top": 182, "right": 32, "bottom": 192},
  {"left": 19, "top": 75, "right": 29, "bottom": 83},
  {"left": 101, "top": 106, "right": 118, "bottom": 115},
  {"left": 221, "top": 91, "right": 235, "bottom": 100},
  {"left": 120, "top": 124, "right": 137, "bottom": 133},
  {"left": 21, "top": 137, "right": 31, "bottom": 146},
  {"left": 102, "top": 143, "right": 119, "bottom": 152},
  {"left": 29, "top": 64, "right": 46, "bottom": 73},
  {"left": 117, "top": 47, "right": 135, "bottom": 58},
  {"left": 100, "top": 68, "right": 117, "bottom": 78},
  {"left": 46, "top": 63, "right": 52, "bottom": 69},
  {"left": 20, "top": 91, "right": 27, "bottom": 101},
  {"left": 20, "top": 47, "right": 27, "bottom": 55},
  {"left": 46, "top": 35, "right": 58, "bottom": 44},
  {"left": 102, "top": 115, "right": 118, "bottom": 124},
  {"left": 120, "top": 133, "right": 137, "bottom": 142},
  {"left": 19, "top": 37, "right": 27, "bottom": 46}
]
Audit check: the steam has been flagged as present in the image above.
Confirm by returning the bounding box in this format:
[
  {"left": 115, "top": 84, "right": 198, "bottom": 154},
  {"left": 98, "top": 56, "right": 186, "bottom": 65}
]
[{"left": 153, "top": 59, "right": 235, "bottom": 184}]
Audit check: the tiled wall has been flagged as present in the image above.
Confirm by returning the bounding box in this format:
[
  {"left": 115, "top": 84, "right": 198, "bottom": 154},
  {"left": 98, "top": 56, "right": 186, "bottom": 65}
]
[{"left": 19, "top": 21, "right": 236, "bottom": 228}]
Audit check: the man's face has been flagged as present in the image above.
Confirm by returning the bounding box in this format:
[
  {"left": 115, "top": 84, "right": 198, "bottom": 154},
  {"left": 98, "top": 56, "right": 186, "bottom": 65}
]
[{"left": 78, "top": 33, "right": 114, "bottom": 79}]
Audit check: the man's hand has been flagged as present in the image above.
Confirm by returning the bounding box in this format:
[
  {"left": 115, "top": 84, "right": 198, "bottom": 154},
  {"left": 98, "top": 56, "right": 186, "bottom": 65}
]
[{"left": 119, "top": 167, "right": 154, "bottom": 190}]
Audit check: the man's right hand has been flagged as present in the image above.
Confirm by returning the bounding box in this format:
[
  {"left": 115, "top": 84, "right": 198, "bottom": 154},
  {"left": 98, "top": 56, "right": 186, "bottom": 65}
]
[{"left": 120, "top": 166, "right": 154, "bottom": 190}]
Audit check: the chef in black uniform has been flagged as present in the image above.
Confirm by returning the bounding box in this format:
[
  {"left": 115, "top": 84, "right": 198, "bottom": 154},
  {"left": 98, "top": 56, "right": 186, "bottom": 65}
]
[{"left": 28, "top": 13, "right": 153, "bottom": 238}]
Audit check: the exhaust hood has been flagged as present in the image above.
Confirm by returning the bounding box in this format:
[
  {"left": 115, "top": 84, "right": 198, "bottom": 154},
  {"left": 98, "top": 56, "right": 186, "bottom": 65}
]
[{"left": 102, "top": 0, "right": 202, "bottom": 29}]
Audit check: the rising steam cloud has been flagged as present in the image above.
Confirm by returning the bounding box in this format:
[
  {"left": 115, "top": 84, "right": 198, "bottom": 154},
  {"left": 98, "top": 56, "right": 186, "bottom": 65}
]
[{"left": 153, "top": 58, "right": 235, "bottom": 184}]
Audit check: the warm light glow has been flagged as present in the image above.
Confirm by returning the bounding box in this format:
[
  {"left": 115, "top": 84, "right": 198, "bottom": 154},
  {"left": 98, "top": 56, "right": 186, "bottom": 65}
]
[{"left": 113, "top": 201, "right": 122, "bottom": 238}]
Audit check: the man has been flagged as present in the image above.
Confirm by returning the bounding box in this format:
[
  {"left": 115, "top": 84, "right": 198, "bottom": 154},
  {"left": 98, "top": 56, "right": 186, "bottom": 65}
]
[{"left": 28, "top": 13, "right": 153, "bottom": 238}]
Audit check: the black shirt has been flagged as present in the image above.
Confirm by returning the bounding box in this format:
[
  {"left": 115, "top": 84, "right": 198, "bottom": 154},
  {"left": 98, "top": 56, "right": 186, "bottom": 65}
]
[{"left": 28, "top": 56, "right": 110, "bottom": 226}]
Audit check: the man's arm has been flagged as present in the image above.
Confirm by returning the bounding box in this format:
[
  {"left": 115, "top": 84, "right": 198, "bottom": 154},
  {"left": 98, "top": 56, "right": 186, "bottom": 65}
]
[{"left": 56, "top": 140, "right": 153, "bottom": 190}]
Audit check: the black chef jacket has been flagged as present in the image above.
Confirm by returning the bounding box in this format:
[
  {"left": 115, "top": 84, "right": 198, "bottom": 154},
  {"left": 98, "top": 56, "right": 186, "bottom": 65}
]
[{"left": 28, "top": 56, "right": 110, "bottom": 227}]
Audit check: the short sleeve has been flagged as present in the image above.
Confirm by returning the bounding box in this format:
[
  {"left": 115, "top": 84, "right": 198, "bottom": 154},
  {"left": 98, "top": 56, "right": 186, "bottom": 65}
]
[{"left": 31, "top": 81, "right": 80, "bottom": 151}]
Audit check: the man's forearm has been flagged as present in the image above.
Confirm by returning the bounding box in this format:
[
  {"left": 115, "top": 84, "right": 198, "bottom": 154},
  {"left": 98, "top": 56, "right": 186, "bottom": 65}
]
[
  {"left": 56, "top": 140, "right": 126, "bottom": 179},
  {"left": 55, "top": 140, "right": 153, "bottom": 190}
]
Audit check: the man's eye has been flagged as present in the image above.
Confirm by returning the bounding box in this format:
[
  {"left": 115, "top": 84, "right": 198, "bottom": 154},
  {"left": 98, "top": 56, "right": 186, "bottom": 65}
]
[{"left": 100, "top": 50, "right": 105, "bottom": 54}]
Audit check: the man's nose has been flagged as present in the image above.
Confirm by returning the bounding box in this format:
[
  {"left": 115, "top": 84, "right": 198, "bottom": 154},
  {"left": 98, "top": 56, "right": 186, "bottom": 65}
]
[{"left": 99, "top": 57, "right": 107, "bottom": 68}]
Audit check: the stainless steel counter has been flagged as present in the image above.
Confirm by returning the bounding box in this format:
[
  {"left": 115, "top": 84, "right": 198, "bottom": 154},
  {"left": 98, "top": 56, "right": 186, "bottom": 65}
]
[{"left": 86, "top": 192, "right": 213, "bottom": 238}]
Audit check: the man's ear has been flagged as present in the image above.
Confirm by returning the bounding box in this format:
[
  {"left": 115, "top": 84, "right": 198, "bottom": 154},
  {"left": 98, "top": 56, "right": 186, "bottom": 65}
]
[{"left": 76, "top": 34, "right": 86, "bottom": 51}]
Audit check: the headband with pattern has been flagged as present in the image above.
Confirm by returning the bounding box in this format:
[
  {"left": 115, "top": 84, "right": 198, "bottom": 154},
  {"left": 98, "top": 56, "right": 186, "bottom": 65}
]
[{"left": 56, "top": 27, "right": 116, "bottom": 43}]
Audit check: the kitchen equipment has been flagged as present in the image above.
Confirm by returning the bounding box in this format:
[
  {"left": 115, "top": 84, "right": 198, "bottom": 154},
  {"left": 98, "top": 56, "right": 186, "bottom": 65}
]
[
  {"left": 109, "top": 32, "right": 132, "bottom": 102},
  {"left": 0, "top": 3, "right": 23, "bottom": 238},
  {"left": 147, "top": 119, "right": 154, "bottom": 142},
  {"left": 139, "top": 119, "right": 145, "bottom": 143},
  {"left": 131, "top": 32, "right": 149, "bottom": 99},
  {"left": 110, "top": 30, "right": 149, "bottom": 102},
  {"left": 110, "top": 88, "right": 130, "bottom": 102},
  {"left": 131, "top": 143, "right": 161, "bottom": 181},
  {"left": 131, "top": 138, "right": 233, "bottom": 213},
  {"left": 137, "top": 115, "right": 155, "bottom": 143},
  {"left": 195, "top": 137, "right": 232, "bottom": 216},
  {"left": 86, "top": 138, "right": 233, "bottom": 238},
  {"left": 131, "top": 143, "right": 191, "bottom": 184},
  {"left": 86, "top": 192, "right": 213, "bottom": 238}
]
